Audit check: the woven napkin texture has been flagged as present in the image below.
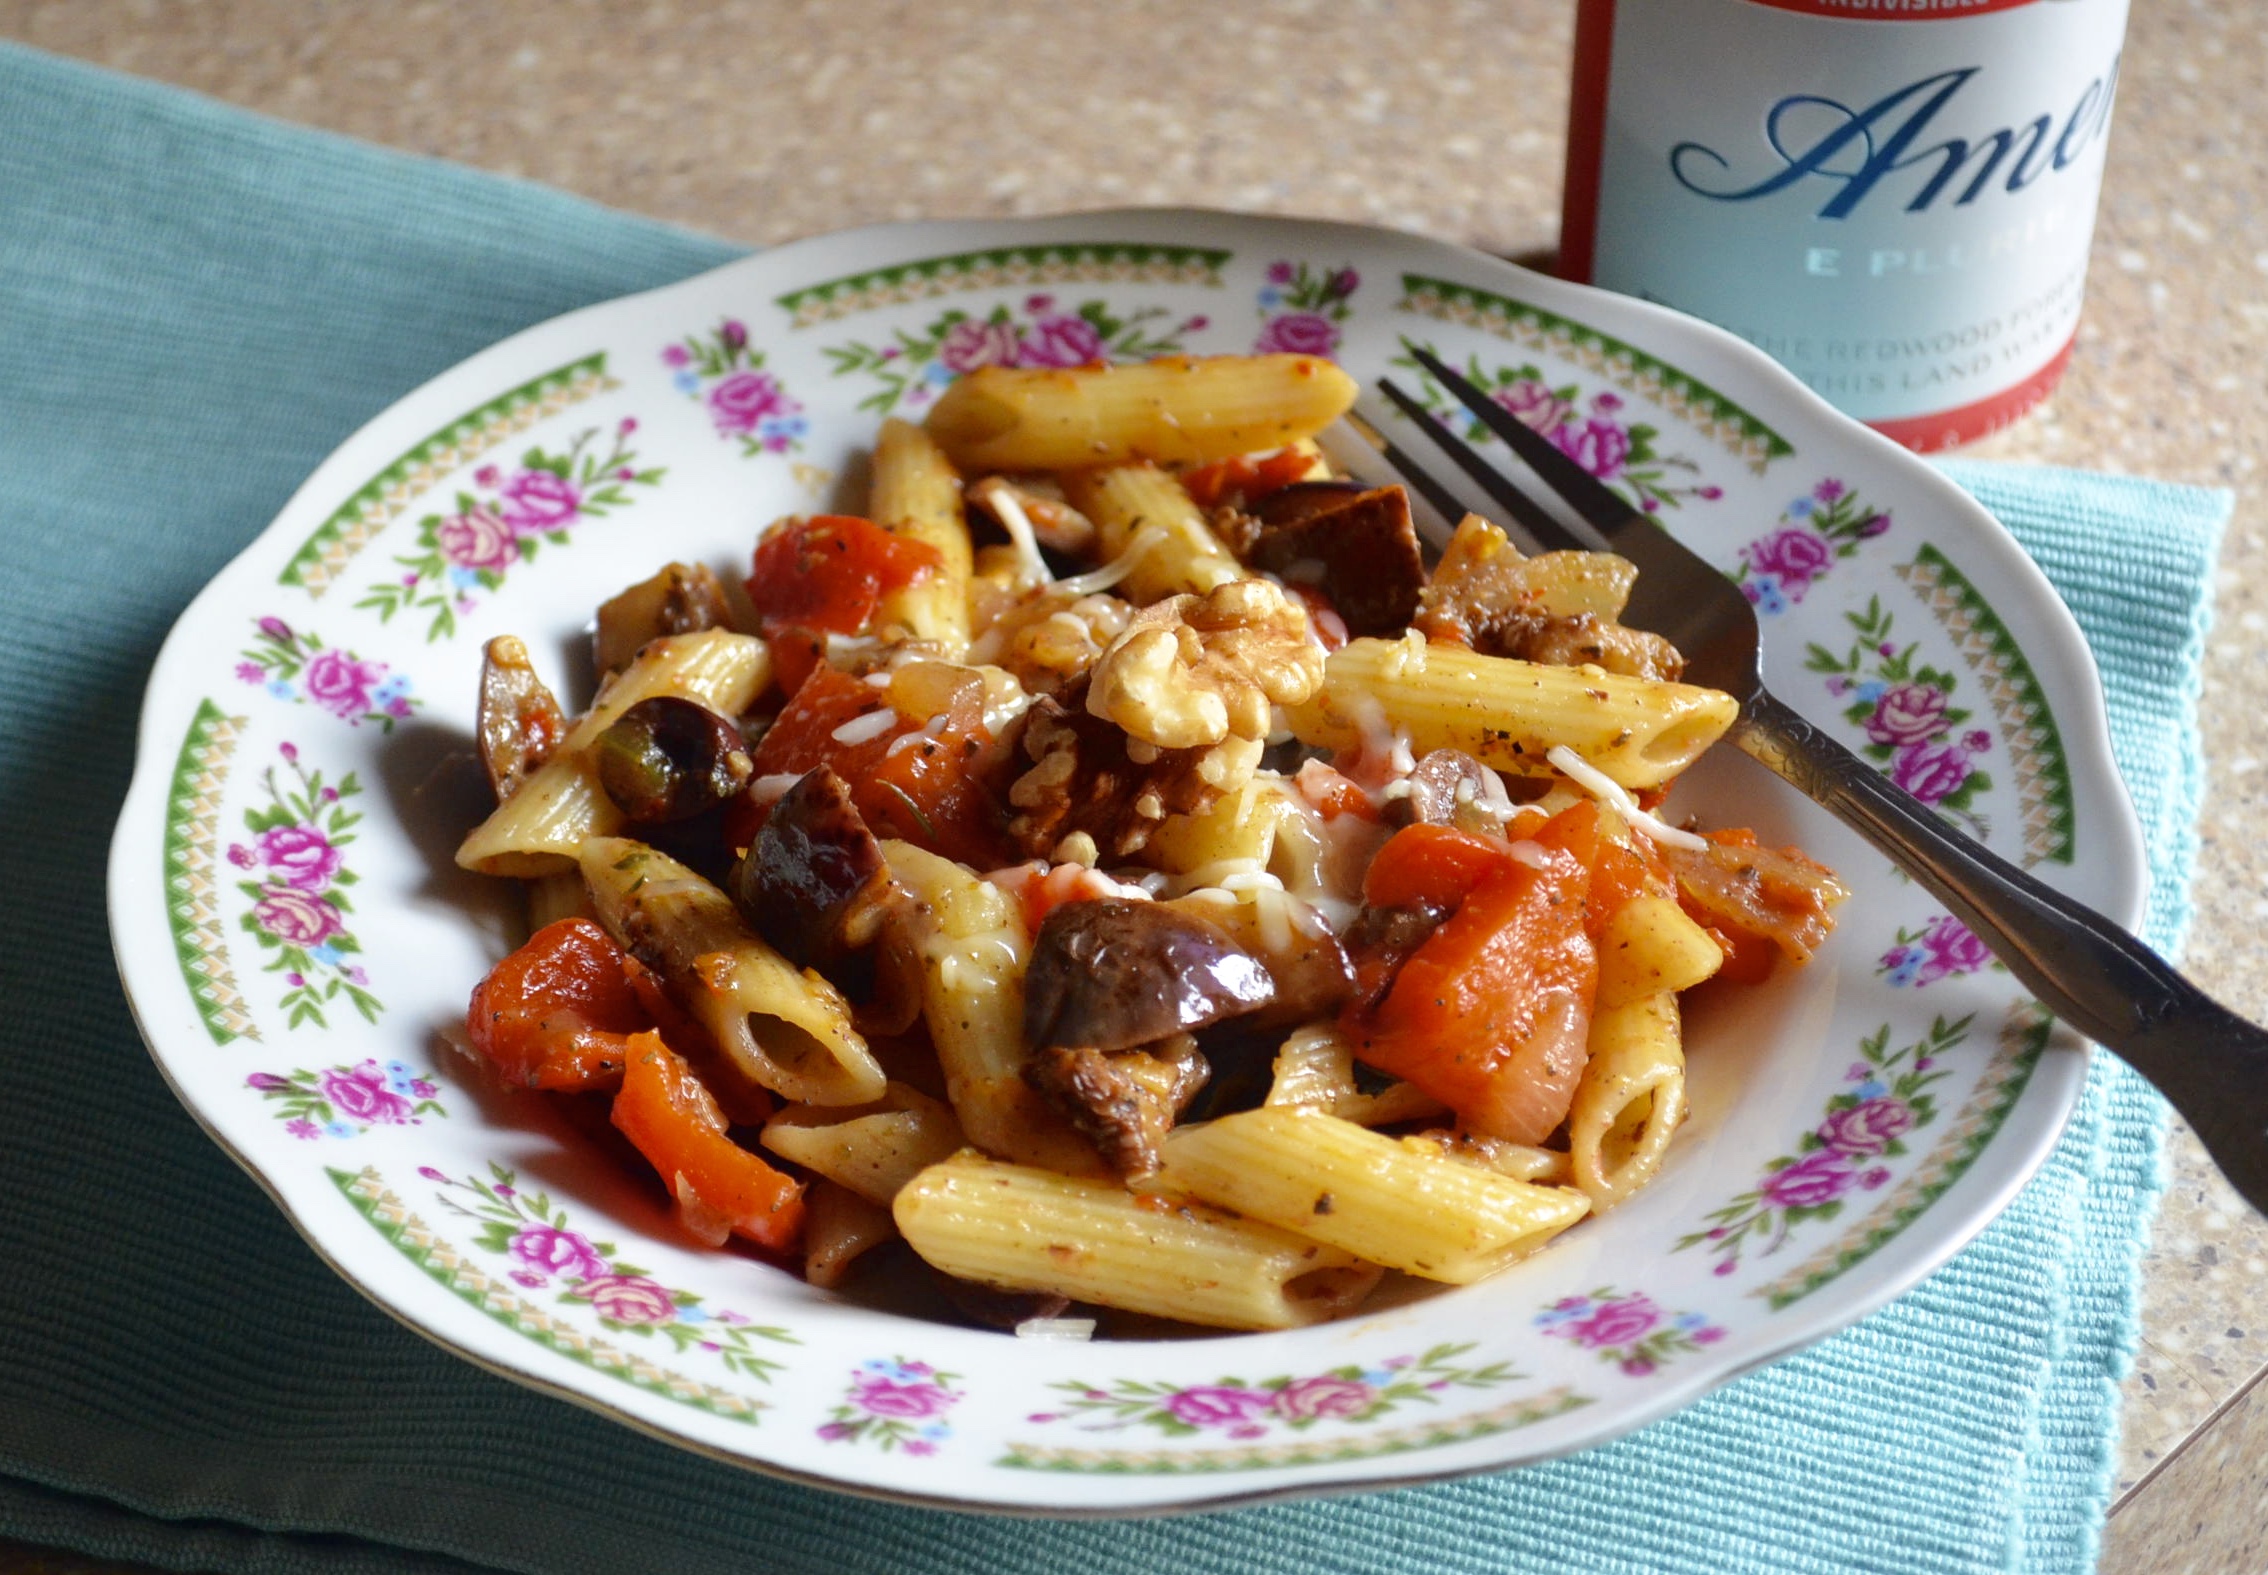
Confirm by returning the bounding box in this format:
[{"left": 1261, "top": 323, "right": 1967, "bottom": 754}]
[{"left": 0, "top": 43, "right": 2233, "bottom": 1575}]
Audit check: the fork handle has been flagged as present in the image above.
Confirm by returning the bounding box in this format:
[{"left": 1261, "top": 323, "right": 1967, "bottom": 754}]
[{"left": 1736, "top": 688, "right": 2268, "bottom": 1215}]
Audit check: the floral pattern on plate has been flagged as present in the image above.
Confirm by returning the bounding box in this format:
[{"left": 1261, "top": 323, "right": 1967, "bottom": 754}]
[
  {"left": 248, "top": 1059, "right": 442, "bottom": 1137},
  {"left": 663, "top": 319, "right": 808, "bottom": 456},
  {"left": 355, "top": 419, "right": 662, "bottom": 641},
  {"left": 1734, "top": 479, "right": 1893, "bottom": 613},
  {"left": 229, "top": 742, "right": 378, "bottom": 1029},
  {"left": 1024, "top": 1343, "right": 1521, "bottom": 1440},
  {"left": 1808, "top": 595, "right": 1995, "bottom": 833},
  {"left": 821, "top": 293, "right": 1207, "bottom": 416},
  {"left": 1534, "top": 1288, "right": 1727, "bottom": 1376},
  {"left": 818, "top": 1359, "right": 966, "bottom": 1455},
  {"left": 1393, "top": 339, "right": 1725, "bottom": 514},
  {"left": 236, "top": 617, "right": 416, "bottom": 729},
  {"left": 1878, "top": 915, "right": 1997, "bottom": 988},
  {"left": 428, "top": 1164, "right": 796, "bottom": 1383},
  {"left": 1252, "top": 259, "right": 1359, "bottom": 357},
  {"left": 1678, "top": 1015, "right": 1971, "bottom": 1277}
]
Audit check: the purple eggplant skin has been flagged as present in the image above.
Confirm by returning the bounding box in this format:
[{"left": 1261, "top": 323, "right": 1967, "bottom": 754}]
[
  {"left": 594, "top": 697, "right": 754, "bottom": 824},
  {"left": 1023, "top": 898, "right": 1275, "bottom": 1054}
]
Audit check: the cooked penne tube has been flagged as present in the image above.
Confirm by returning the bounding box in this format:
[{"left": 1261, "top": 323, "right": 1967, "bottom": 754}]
[
  {"left": 1058, "top": 463, "right": 1242, "bottom": 603},
  {"left": 525, "top": 870, "right": 594, "bottom": 930},
  {"left": 1143, "top": 778, "right": 1284, "bottom": 877},
  {"left": 1286, "top": 635, "right": 1738, "bottom": 790},
  {"left": 1596, "top": 894, "right": 1724, "bottom": 1010},
  {"left": 457, "top": 630, "right": 770, "bottom": 876},
  {"left": 580, "top": 837, "right": 885, "bottom": 1106},
  {"left": 1262, "top": 1023, "right": 1448, "bottom": 1127},
  {"left": 802, "top": 1181, "right": 899, "bottom": 1290},
  {"left": 869, "top": 417, "right": 973, "bottom": 654},
  {"left": 923, "top": 355, "right": 1359, "bottom": 472},
  {"left": 880, "top": 840, "right": 1106, "bottom": 1177},
  {"left": 1151, "top": 1106, "right": 1591, "bottom": 1283},
  {"left": 1569, "top": 992, "right": 1688, "bottom": 1211},
  {"left": 1401, "top": 1130, "right": 1574, "bottom": 1187},
  {"left": 761, "top": 1082, "right": 967, "bottom": 1207},
  {"left": 894, "top": 1149, "right": 1380, "bottom": 1330}
]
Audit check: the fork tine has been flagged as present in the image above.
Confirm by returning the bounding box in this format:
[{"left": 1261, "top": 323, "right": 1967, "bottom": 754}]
[
  {"left": 1337, "top": 408, "right": 1475, "bottom": 547},
  {"left": 1408, "top": 346, "right": 1637, "bottom": 538},
  {"left": 1373, "top": 377, "right": 1587, "bottom": 553}
]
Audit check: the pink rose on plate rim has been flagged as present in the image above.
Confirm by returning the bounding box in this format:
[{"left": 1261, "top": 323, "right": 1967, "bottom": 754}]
[
  {"left": 707, "top": 370, "right": 790, "bottom": 436},
  {"left": 435, "top": 505, "right": 519, "bottom": 572},
  {"left": 1490, "top": 377, "right": 1573, "bottom": 435},
  {"left": 1919, "top": 914, "right": 1992, "bottom": 978},
  {"left": 1017, "top": 312, "right": 1106, "bottom": 369},
  {"left": 1271, "top": 1376, "right": 1376, "bottom": 1421},
  {"left": 252, "top": 889, "right": 343, "bottom": 948},
  {"left": 1865, "top": 682, "right": 1950, "bottom": 749},
  {"left": 507, "top": 1226, "right": 607, "bottom": 1284},
  {"left": 937, "top": 317, "right": 1022, "bottom": 373},
  {"left": 1890, "top": 738, "right": 1975, "bottom": 805},
  {"left": 1744, "top": 526, "right": 1834, "bottom": 589},
  {"left": 1553, "top": 415, "right": 1633, "bottom": 480},
  {"left": 1253, "top": 311, "right": 1340, "bottom": 357},
  {"left": 1759, "top": 1149, "right": 1859, "bottom": 1209},
  {"left": 253, "top": 824, "right": 341, "bottom": 891},
  {"left": 302, "top": 648, "right": 384, "bottom": 719},
  {"left": 1567, "top": 1295, "right": 1661, "bottom": 1349},
  {"left": 576, "top": 1273, "right": 677, "bottom": 1325},
  {"left": 1816, "top": 1096, "right": 1916, "bottom": 1159},
  {"left": 496, "top": 468, "right": 582, "bottom": 532},
  {"left": 1163, "top": 1385, "right": 1275, "bottom": 1429},
  {"left": 850, "top": 1376, "right": 956, "bottom": 1420},
  {"left": 319, "top": 1063, "right": 413, "bottom": 1126}
]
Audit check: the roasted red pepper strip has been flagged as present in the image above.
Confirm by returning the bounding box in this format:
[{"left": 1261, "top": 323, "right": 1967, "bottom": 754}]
[
  {"left": 1179, "top": 448, "right": 1316, "bottom": 511},
  {"left": 745, "top": 514, "right": 941, "bottom": 637},
  {"left": 1360, "top": 823, "right": 1518, "bottom": 912},
  {"left": 1347, "top": 839, "right": 1597, "bottom": 1145},
  {"left": 611, "top": 1031, "right": 806, "bottom": 1252},
  {"left": 465, "top": 918, "right": 650, "bottom": 1092}
]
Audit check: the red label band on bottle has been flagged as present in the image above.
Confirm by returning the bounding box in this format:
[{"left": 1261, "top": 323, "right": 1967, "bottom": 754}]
[{"left": 1560, "top": 0, "right": 2124, "bottom": 452}]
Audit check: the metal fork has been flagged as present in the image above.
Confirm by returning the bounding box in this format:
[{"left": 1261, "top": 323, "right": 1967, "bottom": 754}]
[{"left": 1373, "top": 346, "right": 2268, "bottom": 1218}]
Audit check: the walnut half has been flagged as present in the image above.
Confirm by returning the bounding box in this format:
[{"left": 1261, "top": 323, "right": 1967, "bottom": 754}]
[{"left": 1087, "top": 578, "right": 1324, "bottom": 751}]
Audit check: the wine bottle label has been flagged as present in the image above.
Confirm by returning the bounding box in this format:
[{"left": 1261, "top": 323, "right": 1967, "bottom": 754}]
[{"left": 1563, "top": 0, "right": 2129, "bottom": 449}]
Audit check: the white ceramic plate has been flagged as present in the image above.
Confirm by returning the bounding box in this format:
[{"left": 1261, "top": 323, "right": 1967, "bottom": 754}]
[{"left": 107, "top": 210, "right": 2144, "bottom": 1513}]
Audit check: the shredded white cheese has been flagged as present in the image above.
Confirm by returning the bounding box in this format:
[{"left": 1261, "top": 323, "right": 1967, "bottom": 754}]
[
  {"left": 1544, "top": 745, "right": 1708, "bottom": 851},
  {"left": 749, "top": 772, "right": 802, "bottom": 807},
  {"left": 829, "top": 708, "right": 900, "bottom": 747},
  {"left": 1051, "top": 522, "right": 1166, "bottom": 598},
  {"left": 968, "top": 476, "right": 1053, "bottom": 587},
  {"left": 1015, "top": 1317, "right": 1097, "bottom": 1341}
]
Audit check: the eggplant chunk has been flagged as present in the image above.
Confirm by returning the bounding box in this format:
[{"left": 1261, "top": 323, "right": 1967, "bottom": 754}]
[
  {"left": 1025, "top": 1035, "right": 1210, "bottom": 1179},
  {"left": 1387, "top": 748, "right": 1495, "bottom": 828},
  {"left": 476, "top": 635, "right": 568, "bottom": 802},
  {"left": 592, "top": 562, "right": 734, "bottom": 680},
  {"left": 593, "top": 696, "right": 754, "bottom": 823},
  {"left": 1241, "top": 483, "right": 1426, "bottom": 638},
  {"left": 1023, "top": 898, "right": 1274, "bottom": 1053},
  {"left": 734, "top": 767, "right": 897, "bottom": 969}
]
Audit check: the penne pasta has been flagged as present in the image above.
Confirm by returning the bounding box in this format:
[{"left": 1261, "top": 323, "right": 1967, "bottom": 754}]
[
  {"left": 802, "top": 1180, "right": 899, "bottom": 1290},
  {"left": 1568, "top": 992, "right": 1689, "bottom": 1211},
  {"left": 580, "top": 837, "right": 885, "bottom": 1106},
  {"left": 894, "top": 1149, "right": 1380, "bottom": 1330},
  {"left": 1058, "top": 463, "right": 1242, "bottom": 604},
  {"left": 457, "top": 630, "right": 770, "bottom": 876},
  {"left": 868, "top": 417, "right": 974, "bottom": 654},
  {"left": 1285, "top": 635, "right": 1738, "bottom": 790},
  {"left": 1596, "top": 894, "right": 1724, "bottom": 1010},
  {"left": 761, "top": 1081, "right": 967, "bottom": 1207},
  {"left": 1151, "top": 1106, "right": 1591, "bottom": 1283},
  {"left": 1263, "top": 1023, "right": 1449, "bottom": 1127},
  {"left": 923, "top": 354, "right": 1359, "bottom": 472},
  {"left": 880, "top": 840, "right": 1107, "bottom": 1177},
  {"left": 524, "top": 870, "right": 594, "bottom": 930}
]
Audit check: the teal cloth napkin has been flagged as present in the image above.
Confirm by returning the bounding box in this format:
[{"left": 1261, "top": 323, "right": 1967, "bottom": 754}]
[{"left": 0, "top": 42, "right": 2233, "bottom": 1575}]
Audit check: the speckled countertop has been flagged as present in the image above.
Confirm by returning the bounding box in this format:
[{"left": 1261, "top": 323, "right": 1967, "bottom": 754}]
[{"left": 0, "top": 2, "right": 2261, "bottom": 1570}]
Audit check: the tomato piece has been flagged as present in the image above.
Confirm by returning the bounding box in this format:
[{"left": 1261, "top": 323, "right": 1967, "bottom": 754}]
[
  {"left": 1361, "top": 824, "right": 1515, "bottom": 911},
  {"left": 748, "top": 666, "right": 1010, "bottom": 867},
  {"left": 745, "top": 515, "right": 940, "bottom": 637},
  {"left": 765, "top": 625, "right": 826, "bottom": 699},
  {"left": 466, "top": 919, "right": 651, "bottom": 1092},
  {"left": 1348, "top": 844, "right": 1597, "bottom": 1144},
  {"left": 610, "top": 1031, "right": 806, "bottom": 1252},
  {"left": 1179, "top": 448, "right": 1317, "bottom": 511}
]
